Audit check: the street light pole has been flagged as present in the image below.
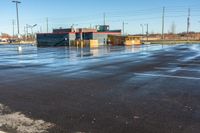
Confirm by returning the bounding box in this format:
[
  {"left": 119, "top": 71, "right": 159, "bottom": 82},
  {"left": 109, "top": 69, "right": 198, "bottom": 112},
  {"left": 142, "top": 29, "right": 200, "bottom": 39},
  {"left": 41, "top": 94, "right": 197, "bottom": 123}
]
[
  {"left": 26, "top": 24, "right": 37, "bottom": 40},
  {"left": 31, "top": 24, "right": 37, "bottom": 36},
  {"left": 187, "top": 8, "right": 190, "bottom": 41},
  {"left": 145, "top": 24, "right": 149, "bottom": 41},
  {"left": 12, "top": 1, "right": 21, "bottom": 37}
]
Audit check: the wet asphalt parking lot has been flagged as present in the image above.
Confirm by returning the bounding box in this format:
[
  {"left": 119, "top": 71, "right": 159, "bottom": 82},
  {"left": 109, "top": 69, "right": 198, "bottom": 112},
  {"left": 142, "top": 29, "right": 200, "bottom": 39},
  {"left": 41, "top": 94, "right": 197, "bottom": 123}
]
[{"left": 0, "top": 44, "right": 200, "bottom": 133}]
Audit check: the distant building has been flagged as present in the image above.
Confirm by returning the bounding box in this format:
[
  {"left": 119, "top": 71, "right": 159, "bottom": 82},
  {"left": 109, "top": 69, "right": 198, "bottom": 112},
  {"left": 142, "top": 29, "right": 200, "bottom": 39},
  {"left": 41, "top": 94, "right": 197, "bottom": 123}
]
[
  {"left": 0, "top": 33, "right": 12, "bottom": 42},
  {"left": 36, "top": 25, "right": 121, "bottom": 47}
]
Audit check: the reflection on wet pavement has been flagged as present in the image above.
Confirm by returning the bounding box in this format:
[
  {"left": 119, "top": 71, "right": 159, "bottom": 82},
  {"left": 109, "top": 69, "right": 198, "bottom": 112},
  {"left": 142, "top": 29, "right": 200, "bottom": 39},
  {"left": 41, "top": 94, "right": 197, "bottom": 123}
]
[
  {"left": 0, "top": 44, "right": 173, "bottom": 77},
  {"left": 1, "top": 44, "right": 200, "bottom": 133}
]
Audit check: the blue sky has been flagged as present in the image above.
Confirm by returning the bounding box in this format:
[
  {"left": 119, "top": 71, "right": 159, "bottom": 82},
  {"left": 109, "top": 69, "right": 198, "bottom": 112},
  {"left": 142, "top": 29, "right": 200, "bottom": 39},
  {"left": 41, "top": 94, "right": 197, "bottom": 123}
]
[{"left": 0, "top": 0, "right": 200, "bottom": 35}]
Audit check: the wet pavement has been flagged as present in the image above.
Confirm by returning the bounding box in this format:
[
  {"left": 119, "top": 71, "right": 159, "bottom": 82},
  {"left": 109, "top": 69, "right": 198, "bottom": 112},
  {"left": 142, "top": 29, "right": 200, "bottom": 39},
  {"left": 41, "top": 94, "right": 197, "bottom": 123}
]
[{"left": 0, "top": 44, "right": 200, "bottom": 133}]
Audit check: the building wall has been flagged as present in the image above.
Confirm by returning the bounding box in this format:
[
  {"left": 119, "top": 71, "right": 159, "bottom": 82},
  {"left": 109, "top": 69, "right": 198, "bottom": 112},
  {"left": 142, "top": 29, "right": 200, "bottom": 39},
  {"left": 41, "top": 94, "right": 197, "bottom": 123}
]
[
  {"left": 82, "top": 33, "right": 93, "bottom": 40},
  {"left": 108, "top": 35, "right": 124, "bottom": 46},
  {"left": 73, "top": 40, "right": 99, "bottom": 48},
  {"left": 37, "top": 33, "right": 76, "bottom": 47},
  {"left": 108, "top": 35, "right": 141, "bottom": 46},
  {"left": 68, "top": 34, "right": 76, "bottom": 46},
  {"left": 37, "top": 28, "right": 121, "bottom": 47},
  {"left": 93, "top": 33, "right": 108, "bottom": 45},
  {"left": 125, "top": 36, "right": 141, "bottom": 45}
]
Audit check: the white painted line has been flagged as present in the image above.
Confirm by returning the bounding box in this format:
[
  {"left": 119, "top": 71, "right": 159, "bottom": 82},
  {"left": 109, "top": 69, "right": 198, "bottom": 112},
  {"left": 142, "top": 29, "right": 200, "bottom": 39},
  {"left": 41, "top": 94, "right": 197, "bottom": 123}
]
[
  {"left": 134, "top": 73, "right": 200, "bottom": 80},
  {"left": 155, "top": 67, "right": 200, "bottom": 72},
  {"left": 155, "top": 67, "right": 176, "bottom": 70},
  {"left": 168, "top": 63, "right": 200, "bottom": 66},
  {"left": 164, "top": 54, "right": 174, "bottom": 56}
]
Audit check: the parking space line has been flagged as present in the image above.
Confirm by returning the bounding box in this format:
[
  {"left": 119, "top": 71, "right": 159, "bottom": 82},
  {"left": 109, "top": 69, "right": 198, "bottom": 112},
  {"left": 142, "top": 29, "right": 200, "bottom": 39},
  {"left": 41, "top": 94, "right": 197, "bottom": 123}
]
[
  {"left": 134, "top": 73, "right": 200, "bottom": 80},
  {"left": 168, "top": 63, "right": 200, "bottom": 66}
]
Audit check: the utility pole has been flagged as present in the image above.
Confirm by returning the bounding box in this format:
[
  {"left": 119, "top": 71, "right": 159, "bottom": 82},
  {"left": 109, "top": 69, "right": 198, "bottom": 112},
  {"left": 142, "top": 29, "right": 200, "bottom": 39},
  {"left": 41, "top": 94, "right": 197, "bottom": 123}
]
[
  {"left": 40, "top": 26, "right": 42, "bottom": 33},
  {"left": 12, "top": 19, "right": 15, "bottom": 38},
  {"left": 26, "top": 24, "right": 29, "bottom": 39},
  {"left": 24, "top": 26, "right": 26, "bottom": 41},
  {"left": 46, "top": 17, "right": 49, "bottom": 33},
  {"left": 162, "top": 7, "right": 165, "bottom": 40},
  {"left": 122, "top": 22, "right": 128, "bottom": 35},
  {"left": 12, "top": 1, "right": 21, "bottom": 37},
  {"left": 123, "top": 22, "right": 125, "bottom": 35},
  {"left": 140, "top": 24, "right": 144, "bottom": 41},
  {"left": 187, "top": 8, "right": 190, "bottom": 41},
  {"left": 104, "top": 13, "right": 105, "bottom": 25},
  {"left": 140, "top": 24, "right": 144, "bottom": 35},
  {"left": 199, "top": 21, "right": 200, "bottom": 40}
]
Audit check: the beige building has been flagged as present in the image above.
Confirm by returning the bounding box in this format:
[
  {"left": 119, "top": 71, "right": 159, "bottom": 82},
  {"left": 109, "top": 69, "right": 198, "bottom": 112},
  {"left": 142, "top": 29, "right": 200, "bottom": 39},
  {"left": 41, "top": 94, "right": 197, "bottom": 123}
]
[{"left": 108, "top": 35, "right": 142, "bottom": 46}]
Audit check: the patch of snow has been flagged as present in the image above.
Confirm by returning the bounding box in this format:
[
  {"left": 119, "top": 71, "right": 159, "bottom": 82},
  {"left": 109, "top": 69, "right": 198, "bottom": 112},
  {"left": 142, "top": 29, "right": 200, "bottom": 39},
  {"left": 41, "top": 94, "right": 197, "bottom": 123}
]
[{"left": 0, "top": 104, "right": 54, "bottom": 133}]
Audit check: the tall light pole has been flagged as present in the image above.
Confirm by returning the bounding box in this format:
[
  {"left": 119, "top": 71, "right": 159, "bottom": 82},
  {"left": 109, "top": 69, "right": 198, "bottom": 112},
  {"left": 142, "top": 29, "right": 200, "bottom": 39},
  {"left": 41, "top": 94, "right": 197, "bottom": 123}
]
[
  {"left": 12, "top": 20, "right": 15, "bottom": 38},
  {"left": 187, "top": 8, "right": 190, "bottom": 41},
  {"left": 122, "top": 21, "right": 128, "bottom": 35},
  {"left": 162, "top": 7, "right": 165, "bottom": 40},
  {"left": 12, "top": 1, "right": 21, "bottom": 38},
  {"left": 145, "top": 24, "right": 149, "bottom": 41}
]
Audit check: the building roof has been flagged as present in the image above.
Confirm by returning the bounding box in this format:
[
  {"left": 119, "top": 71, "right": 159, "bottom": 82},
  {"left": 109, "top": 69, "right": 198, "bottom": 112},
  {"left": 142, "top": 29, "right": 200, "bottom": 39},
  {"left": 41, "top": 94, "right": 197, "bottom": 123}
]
[
  {"left": 108, "top": 34, "right": 142, "bottom": 37},
  {"left": 37, "top": 31, "right": 121, "bottom": 35}
]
